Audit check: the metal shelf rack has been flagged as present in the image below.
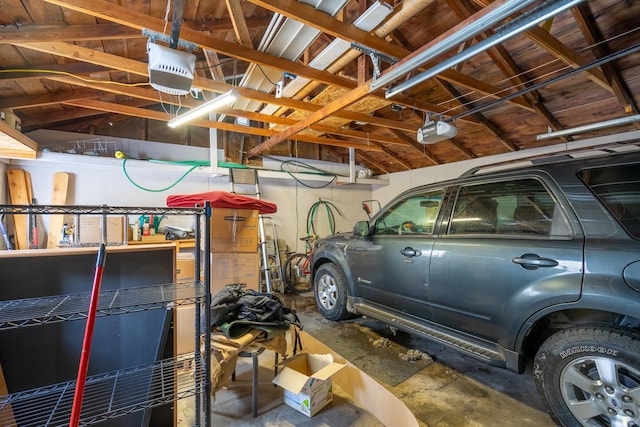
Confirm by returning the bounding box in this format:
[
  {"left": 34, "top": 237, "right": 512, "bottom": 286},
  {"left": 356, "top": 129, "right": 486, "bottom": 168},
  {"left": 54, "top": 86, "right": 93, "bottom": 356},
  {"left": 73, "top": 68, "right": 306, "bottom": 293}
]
[
  {"left": 2, "top": 354, "right": 203, "bottom": 427},
  {"left": 0, "top": 205, "right": 201, "bottom": 216},
  {"left": 0, "top": 203, "right": 213, "bottom": 427},
  {"left": 0, "top": 282, "right": 206, "bottom": 330}
]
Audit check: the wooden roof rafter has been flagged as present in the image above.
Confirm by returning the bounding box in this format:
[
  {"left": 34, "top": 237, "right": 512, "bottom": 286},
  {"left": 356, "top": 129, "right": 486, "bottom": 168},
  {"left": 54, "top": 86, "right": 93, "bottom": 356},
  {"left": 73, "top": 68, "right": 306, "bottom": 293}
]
[
  {"left": 388, "top": 128, "right": 442, "bottom": 166},
  {"left": 524, "top": 26, "right": 614, "bottom": 94},
  {"left": 8, "top": 43, "right": 422, "bottom": 137},
  {"left": 245, "top": 0, "right": 538, "bottom": 115},
  {"left": 39, "top": 74, "right": 408, "bottom": 148},
  {"left": 447, "top": 0, "right": 569, "bottom": 140},
  {"left": 1, "top": 0, "right": 637, "bottom": 173},
  {"left": 224, "top": 0, "right": 253, "bottom": 48},
  {"left": 437, "top": 78, "right": 520, "bottom": 152},
  {"left": 466, "top": 0, "right": 627, "bottom": 100},
  {"left": 42, "top": 0, "right": 357, "bottom": 90},
  {"left": 571, "top": 2, "right": 639, "bottom": 116},
  {"left": 246, "top": 0, "right": 522, "bottom": 157},
  {"left": 28, "top": 0, "right": 480, "bottom": 134}
]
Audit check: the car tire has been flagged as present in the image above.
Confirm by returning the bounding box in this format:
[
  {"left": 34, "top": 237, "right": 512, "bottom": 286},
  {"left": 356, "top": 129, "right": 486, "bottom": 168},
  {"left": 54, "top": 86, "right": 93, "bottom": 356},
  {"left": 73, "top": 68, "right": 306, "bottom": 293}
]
[
  {"left": 313, "top": 263, "right": 351, "bottom": 321},
  {"left": 533, "top": 326, "right": 640, "bottom": 427}
]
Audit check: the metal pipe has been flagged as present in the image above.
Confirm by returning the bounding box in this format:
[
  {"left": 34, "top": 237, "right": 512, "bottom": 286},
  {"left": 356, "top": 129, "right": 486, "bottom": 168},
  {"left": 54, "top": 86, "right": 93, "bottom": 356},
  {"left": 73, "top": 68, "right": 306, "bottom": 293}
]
[
  {"left": 374, "top": 0, "right": 437, "bottom": 38},
  {"left": 369, "top": 0, "right": 538, "bottom": 92},
  {"left": 349, "top": 147, "right": 356, "bottom": 183},
  {"left": 536, "top": 114, "right": 640, "bottom": 141},
  {"left": 203, "top": 203, "right": 212, "bottom": 427},
  {"left": 385, "top": 0, "right": 585, "bottom": 99},
  {"left": 452, "top": 42, "right": 640, "bottom": 121}
]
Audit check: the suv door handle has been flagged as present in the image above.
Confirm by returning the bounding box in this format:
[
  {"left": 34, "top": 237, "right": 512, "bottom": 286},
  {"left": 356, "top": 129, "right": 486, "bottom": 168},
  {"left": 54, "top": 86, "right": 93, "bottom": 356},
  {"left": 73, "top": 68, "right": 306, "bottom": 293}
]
[
  {"left": 512, "top": 253, "right": 559, "bottom": 270},
  {"left": 400, "top": 247, "right": 422, "bottom": 258}
]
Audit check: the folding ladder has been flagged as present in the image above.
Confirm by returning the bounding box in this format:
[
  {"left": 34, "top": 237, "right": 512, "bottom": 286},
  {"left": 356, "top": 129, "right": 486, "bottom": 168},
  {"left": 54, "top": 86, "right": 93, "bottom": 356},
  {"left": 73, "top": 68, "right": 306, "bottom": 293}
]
[{"left": 228, "top": 168, "right": 283, "bottom": 292}]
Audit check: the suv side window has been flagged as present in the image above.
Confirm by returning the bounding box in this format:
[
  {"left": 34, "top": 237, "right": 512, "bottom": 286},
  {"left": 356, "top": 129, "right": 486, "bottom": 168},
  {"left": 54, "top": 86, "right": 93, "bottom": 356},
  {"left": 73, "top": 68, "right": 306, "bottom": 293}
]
[
  {"left": 374, "top": 189, "right": 445, "bottom": 235},
  {"left": 448, "top": 178, "right": 571, "bottom": 237},
  {"left": 578, "top": 163, "right": 640, "bottom": 238}
]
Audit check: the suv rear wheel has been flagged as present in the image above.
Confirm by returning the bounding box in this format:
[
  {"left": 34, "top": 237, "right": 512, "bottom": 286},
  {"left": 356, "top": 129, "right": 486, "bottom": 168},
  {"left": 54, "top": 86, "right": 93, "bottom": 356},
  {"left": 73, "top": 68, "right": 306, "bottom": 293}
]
[
  {"left": 534, "top": 326, "right": 640, "bottom": 427},
  {"left": 313, "top": 263, "right": 351, "bottom": 321}
]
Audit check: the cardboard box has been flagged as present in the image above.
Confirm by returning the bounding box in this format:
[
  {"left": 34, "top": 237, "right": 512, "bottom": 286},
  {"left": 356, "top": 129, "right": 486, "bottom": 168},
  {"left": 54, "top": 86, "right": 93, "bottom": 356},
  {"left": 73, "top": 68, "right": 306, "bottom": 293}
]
[
  {"left": 210, "top": 252, "right": 260, "bottom": 295},
  {"left": 175, "top": 305, "right": 196, "bottom": 356},
  {"left": 273, "top": 353, "right": 345, "bottom": 417},
  {"left": 210, "top": 208, "right": 259, "bottom": 253},
  {"left": 177, "top": 253, "right": 260, "bottom": 352},
  {"left": 176, "top": 252, "right": 196, "bottom": 282},
  {"left": 140, "top": 234, "right": 166, "bottom": 243},
  {"left": 77, "top": 215, "right": 124, "bottom": 244}
]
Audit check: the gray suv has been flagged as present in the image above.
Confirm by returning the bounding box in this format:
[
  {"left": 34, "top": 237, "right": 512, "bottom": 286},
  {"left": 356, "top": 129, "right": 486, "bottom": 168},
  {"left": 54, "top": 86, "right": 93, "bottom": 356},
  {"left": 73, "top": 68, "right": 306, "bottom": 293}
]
[{"left": 309, "top": 147, "right": 640, "bottom": 427}]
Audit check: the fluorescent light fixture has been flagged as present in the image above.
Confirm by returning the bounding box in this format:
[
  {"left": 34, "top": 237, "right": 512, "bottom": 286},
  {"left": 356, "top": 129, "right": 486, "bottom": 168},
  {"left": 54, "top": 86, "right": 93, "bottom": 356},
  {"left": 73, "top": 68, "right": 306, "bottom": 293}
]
[
  {"left": 536, "top": 114, "right": 640, "bottom": 141},
  {"left": 417, "top": 120, "right": 458, "bottom": 144},
  {"left": 167, "top": 89, "right": 239, "bottom": 128},
  {"left": 235, "top": 116, "right": 250, "bottom": 126}
]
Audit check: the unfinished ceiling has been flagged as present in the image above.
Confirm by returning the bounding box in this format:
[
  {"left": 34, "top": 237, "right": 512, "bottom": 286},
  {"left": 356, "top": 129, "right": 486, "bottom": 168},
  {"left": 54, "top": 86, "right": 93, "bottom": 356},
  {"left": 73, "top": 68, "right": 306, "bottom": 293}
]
[{"left": 1, "top": 0, "right": 639, "bottom": 175}]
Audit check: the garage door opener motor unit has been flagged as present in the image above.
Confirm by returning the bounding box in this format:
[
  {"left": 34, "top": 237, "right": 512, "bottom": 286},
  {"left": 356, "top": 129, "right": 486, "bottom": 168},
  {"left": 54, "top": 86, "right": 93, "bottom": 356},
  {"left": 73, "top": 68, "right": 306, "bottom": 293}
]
[{"left": 147, "top": 40, "right": 196, "bottom": 96}]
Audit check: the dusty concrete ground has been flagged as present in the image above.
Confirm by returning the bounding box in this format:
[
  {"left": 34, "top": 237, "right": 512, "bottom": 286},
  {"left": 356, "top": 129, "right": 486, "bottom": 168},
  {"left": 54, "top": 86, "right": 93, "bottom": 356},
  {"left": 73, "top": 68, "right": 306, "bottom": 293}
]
[
  {"left": 284, "top": 293, "right": 555, "bottom": 427},
  {"left": 179, "top": 292, "right": 555, "bottom": 426}
]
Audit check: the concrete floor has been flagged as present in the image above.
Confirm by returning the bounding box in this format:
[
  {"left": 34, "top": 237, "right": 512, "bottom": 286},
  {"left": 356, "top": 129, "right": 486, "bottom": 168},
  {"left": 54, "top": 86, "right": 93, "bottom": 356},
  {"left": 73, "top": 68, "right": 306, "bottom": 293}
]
[{"left": 178, "top": 292, "right": 556, "bottom": 426}]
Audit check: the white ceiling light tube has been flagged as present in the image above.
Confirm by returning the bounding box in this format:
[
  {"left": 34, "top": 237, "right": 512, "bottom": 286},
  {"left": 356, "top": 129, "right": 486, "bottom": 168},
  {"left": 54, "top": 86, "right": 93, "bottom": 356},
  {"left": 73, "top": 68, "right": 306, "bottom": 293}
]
[
  {"left": 167, "top": 89, "right": 239, "bottom": 128},
  {"left": 536, "top": 114, "right": 640, "bottom": 141}
]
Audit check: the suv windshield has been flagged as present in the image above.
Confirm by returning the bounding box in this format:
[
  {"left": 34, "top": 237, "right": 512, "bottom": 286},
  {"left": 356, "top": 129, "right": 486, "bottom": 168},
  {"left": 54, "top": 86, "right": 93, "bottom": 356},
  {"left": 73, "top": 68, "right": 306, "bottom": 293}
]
[
  {"left": 578, "top": 163, "right": 640, "bottom": 238},
  {"left": 374, "top": 189, "right": 445, "bottom": 235}
]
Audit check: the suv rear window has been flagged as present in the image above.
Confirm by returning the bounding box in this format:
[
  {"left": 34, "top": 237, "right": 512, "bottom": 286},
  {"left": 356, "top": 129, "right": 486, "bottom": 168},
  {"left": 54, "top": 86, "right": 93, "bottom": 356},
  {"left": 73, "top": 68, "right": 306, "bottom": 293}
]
[
  {"left": 578, "top": 163, "right": 640, "bottom": 238},
  {"left": 448, "top": 178, "right": 571, "bottom": 237}
]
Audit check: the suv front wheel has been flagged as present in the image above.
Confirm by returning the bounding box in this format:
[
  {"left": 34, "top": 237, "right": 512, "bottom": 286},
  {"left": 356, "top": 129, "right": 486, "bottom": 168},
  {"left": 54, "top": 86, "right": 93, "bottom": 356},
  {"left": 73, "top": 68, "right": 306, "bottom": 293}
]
[
  {"left": 313, "top": 263, "right": 351, "bottom": 321},
  {"left": 534, "top": 326, "right": 640, "bottom": 427}
]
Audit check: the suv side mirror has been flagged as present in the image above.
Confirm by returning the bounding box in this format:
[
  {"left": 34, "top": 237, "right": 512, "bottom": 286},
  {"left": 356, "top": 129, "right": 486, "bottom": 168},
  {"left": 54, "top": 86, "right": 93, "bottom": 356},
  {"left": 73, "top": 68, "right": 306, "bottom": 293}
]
[{"left": 353, "top": 221, "right": 371, "bottom": 236}]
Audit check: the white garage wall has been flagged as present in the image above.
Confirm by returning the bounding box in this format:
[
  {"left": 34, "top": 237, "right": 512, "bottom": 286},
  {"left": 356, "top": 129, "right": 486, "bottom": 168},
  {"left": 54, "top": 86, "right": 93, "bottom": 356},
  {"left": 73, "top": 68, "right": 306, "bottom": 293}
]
[
  {"left": 5, "top": 138, "right": 374, "bottom": 253},
  {"left": 372, "top": 131, "right": 640, "bottom": 209},
  {"left": 9, "top": 129, "right": 636, "bottom": 252}
]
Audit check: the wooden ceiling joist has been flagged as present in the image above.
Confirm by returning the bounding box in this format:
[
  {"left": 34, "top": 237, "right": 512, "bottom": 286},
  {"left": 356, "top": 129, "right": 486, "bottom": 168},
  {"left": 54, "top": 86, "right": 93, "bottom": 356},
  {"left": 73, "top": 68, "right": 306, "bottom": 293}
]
[
  {"left": 0, "top": 24, "right": 140, "bottom": 44},
  {"left": 0, "top": 89, "right": 100, "bottom": 110},
  {"left": 62, "top": 98, "right": 385, "bottom": 152}
]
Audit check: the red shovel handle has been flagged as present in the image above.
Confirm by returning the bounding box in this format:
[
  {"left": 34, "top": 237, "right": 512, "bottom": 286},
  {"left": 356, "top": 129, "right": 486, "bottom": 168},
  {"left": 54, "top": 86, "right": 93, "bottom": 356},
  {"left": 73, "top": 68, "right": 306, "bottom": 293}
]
[{"left": 69, "top": 244, "right": 107, "bottom": 427}]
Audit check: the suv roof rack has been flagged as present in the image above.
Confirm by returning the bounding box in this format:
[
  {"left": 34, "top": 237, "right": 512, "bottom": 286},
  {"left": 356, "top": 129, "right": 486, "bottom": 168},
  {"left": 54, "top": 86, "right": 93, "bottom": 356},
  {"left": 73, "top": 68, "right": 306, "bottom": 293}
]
[{"left": 459, "top": 136, "right": 640, "bottom": 179}]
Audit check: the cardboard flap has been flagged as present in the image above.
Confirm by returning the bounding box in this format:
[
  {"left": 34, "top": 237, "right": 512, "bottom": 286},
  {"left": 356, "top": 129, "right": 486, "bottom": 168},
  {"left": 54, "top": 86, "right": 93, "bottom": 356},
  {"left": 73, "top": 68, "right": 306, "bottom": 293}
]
[
  {"left": 311, "top": 362, "right": 345, "bottom": 381},
  {"left": 272, "top": 366, "right": 310, "bottom": 394}
]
